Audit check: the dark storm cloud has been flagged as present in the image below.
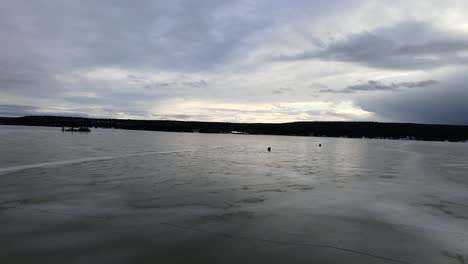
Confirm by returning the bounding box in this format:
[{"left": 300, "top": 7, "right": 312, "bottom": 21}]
[
  {"left": 279, "top": 21, "right": 468, "bottom": 70},
  {"left": 356, "top": 74, "right": 468, "bottom": 125}
]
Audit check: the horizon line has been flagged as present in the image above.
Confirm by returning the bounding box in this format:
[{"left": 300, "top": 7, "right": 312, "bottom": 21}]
[{"left": 2, "top": 115, "right": 468, "bottom": 127}]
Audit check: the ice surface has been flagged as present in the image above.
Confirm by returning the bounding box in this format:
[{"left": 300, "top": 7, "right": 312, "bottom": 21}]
[{"left": 0, "top": 125, "right": 467, "bottom": 263}]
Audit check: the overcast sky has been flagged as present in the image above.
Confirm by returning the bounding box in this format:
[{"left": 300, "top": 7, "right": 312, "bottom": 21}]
[{"left": 1, "top": 0, "right": 468, "bottom": 124}]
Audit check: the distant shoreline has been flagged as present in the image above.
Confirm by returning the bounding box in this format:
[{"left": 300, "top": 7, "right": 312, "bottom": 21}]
[{"left": 1, "top": 115, "right": 468, "bottom": 142}]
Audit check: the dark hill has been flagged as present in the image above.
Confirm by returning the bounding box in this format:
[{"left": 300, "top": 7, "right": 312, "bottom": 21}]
[{"left": 1, "top": 115, "right": 468, "bottom": 142}]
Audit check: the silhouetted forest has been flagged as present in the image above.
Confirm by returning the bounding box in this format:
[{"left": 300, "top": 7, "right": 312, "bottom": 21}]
[{"left": 1, "top": 115, "right": 468, "bottom": 142}]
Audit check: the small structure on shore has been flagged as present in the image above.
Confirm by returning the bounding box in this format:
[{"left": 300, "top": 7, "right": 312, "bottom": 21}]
[
  {"left": 62, "top": 126, "right": 91, "bottom": 132},
  {"left": 230, "top": 131, "right": 247, "bottom": 134}
]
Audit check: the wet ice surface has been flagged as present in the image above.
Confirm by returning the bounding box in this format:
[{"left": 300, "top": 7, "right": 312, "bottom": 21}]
[{"left": 1, "top": 125, "right": 468, "bottom": 264}]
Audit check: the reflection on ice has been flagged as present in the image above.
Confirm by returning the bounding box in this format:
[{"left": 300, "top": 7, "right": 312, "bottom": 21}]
[
  {"left": 0, "top": 149, "right": 194, "bottom": 176},
  {"left": 0, "top": 125, "right": 467, "bottom": 264}
]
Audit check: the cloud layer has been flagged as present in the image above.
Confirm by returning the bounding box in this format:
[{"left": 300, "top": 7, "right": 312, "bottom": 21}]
[
  {"left": 1, "top": 0, "right": 468, "bottom": 124},
  {"left": 280, "top": 21, "right": 468, "bottom": 70},
  {"left": 321, "top": 80, "right": 438, "bottom": 94}
]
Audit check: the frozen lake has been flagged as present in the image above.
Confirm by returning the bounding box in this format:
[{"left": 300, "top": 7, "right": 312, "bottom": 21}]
[{"left": 0, "top": 125, "right": 467, "bottom": 264}]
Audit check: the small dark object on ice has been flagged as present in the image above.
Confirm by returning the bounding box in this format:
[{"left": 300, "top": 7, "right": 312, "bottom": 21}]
[
  {"left": 62, "top": 126, "right": 91, "bottom": 132},
  {"left": 267, "top": 147, "right": 271, "bottom": 152}
]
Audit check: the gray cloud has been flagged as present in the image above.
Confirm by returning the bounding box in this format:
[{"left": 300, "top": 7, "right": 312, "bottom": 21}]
[
  {"left": 305, "top": 109, "right": 368, "bottom": 121},
  {"left": 142, "top": 80, "right": 208, "bottom": 90},
  {"left": 0, "top": 65, "right": 59, "bottom": 98},
  {"left": 319, "top": 88, "right": 354, "bottom": 94},
  {"left": 0, "top": 104, "right": 39, "bottom": 116},
  {"left": 396, "top": 80, "right": 439, "bottom": 88},
  {"left": 348, "top": 80, "right": 437, "bottom": 92},
  {"left": 197, "top": 106, "right": 369, "bottom": 122},
  {"left": 1, "top": 1, "right": 468, "bottom": 125},
  {"left": 0, "top": 0, "right": 266, "bottom": 112},
  {"left": 273, "top": 87, "right": 294, "bottom": 95},
  {"left": 356, "top": 74, "right": 468, "bottom": 125},
  {"left": 0, "top": 0, "right": 267, "bottom": 73},
  {"left": 0, "top": 104, "right": 90, "bottom": 118},
  {"left": 280, "top": 21, "right": 468, "bottom": 70},
  {"left": 321, "top": 80, "right": 437, "bottom": 94}
]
